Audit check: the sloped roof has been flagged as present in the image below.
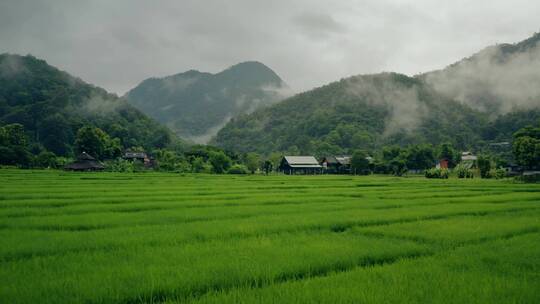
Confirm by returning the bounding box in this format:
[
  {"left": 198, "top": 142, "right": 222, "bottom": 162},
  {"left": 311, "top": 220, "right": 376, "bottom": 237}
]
[
  {"left": 461, "top": 152, "right": 477, "bottom": 161},
  {"left": 78, "top": 152, "right": 96, "bottom": 161},
  {"left": 65, "top": 160, "right": 104, "bottom": 170},
  {"left": 322, "top": 156, "right": 338, "bottom": 164},
  {"left": 335, "top": 156, "right": 351, "bottom": 165},
  {"left": 462, "top": 155, "right": 478, "bottom": 161},
  {"left": 284, "top": 156, "right": 319, "bottom": 165}
]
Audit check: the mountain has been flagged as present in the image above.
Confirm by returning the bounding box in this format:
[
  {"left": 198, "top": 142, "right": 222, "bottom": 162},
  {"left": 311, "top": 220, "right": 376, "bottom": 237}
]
[
  {"left": 213, "top": 33, "right": 540, "bottom": 156},
  {"left": 213, "top": 73, "right": 489, "bottom": 155},
  {"left": 0, "top": 53, "right": 175, "bottom": 156},
  {"left": 124, "top": 61, "right": 290, "bottom": 143}
]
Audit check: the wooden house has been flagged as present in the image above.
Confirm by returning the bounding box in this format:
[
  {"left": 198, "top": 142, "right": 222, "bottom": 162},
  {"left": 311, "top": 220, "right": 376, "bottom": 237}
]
[
  {"left": 123, "top": 151, "right": 156, "bottom": 168},
  {"left": 279, "top": 156, "right": 322, "bottom": 174},
  {"left": 123, "top": 152, "right": 148, "bottom": 162},
  {"left": 64, "top": 152, "right": 105, "bottom": 171},
  {"left": 321, "top": 155, "right": 351, "bottom": 174}
]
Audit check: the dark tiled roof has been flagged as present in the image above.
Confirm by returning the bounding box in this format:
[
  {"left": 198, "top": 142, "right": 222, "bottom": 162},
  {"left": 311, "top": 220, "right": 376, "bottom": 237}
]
[
  {"left": 65, "top": 160, "right": 104, "bottom": 170},
  {"left": 78, "top": 152, "right": 96, "bottom": 160},
  {"left": 322, "top": 156, "right": 338, "bottom": 164}
]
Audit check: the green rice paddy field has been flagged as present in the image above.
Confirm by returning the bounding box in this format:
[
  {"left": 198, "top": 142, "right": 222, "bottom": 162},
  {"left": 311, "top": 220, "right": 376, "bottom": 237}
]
[{"left": 1, "top": 169, "right": 540, "bottom": 303}]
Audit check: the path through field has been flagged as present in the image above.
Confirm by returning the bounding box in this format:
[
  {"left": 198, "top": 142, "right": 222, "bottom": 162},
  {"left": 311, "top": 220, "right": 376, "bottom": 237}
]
[{"left": 1, "top": 170, "right": 539, "bottom": 303}]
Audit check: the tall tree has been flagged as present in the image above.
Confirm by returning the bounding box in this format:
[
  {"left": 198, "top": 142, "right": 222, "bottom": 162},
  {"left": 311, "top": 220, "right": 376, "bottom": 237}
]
[
  {"left": 406, "top": 144, "right": 435, "bottom": 170},
  {"left": 208, "top": 151, "right": 232, "bottom": 174},
  {"left": 351, "top": 150, "right": 371, "bottom": 175},
  {"left": 74, "top": 126, "right": 120, "bottom": 160},
  {"left": 244, "top": 152, "right": 261, "bottom": 174},
  {"left": 512, "top": 124, "right": 540, "bottom": 169},
  {"left": 0, "top": 123, "right": 32, "bottom": 166}
]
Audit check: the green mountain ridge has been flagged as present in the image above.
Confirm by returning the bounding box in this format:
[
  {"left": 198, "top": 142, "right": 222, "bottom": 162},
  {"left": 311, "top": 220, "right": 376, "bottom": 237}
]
[
  {"left": 213, "top": 33, "right": 540, "bottom": 156},
  {"left": 0, "top": 53, "right": 175, "bottom": 156},
  {"left": 125, "top": 61, "right": 290, "bottom": 143}
]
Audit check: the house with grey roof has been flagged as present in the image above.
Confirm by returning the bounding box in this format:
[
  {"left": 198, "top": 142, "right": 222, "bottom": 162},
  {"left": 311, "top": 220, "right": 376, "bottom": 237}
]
[{"left": 279, "top": 156, "right": 322, "bottom": 174}]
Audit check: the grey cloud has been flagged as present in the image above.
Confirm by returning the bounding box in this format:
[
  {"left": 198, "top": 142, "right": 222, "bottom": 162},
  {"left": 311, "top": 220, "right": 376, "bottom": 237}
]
[
  {"left": 0, "top": 54, "right": 28, "bottom": 77},
  {"left": 293, "top": 13, "right": 346, "bottom": 38},
  {"left": 0, "top": 0, "right": 539, "bottom": 96},
  {"left": 345, "top": 75, "right": 426, "bottom": 136},
  {"left": 81, "top": 93, "right": 122, "bottom": 114},
  {"left": 424, "top": 41, "right": 540, "bottom": 114}
]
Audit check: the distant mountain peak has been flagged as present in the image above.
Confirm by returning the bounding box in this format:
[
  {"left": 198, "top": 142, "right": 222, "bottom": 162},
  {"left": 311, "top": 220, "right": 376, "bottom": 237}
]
[
  {"left": 224, "top": 61, "right": 274, "bottom": 71},
  {"left": 125, "top": 61, "right": 288, "bottom": 143}
]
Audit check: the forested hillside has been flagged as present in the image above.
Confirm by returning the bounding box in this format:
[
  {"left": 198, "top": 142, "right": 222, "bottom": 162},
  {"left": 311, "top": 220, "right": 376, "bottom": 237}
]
[
  {"left": 214, "top": 34, "right": 540, "bottom": 156},
  {"left": 125, "top": 61, "right": 289, "bottom": 143},
  {"left": 213, "top": 73, "right": 490, "bottom": 155},
  {"left": 0, "top": 54, "right": 175, "bottom": 157}
]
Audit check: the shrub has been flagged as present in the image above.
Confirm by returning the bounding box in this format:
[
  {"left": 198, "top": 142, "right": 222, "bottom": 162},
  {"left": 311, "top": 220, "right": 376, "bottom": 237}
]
[
  {"left": 105, "top": 158, "right": 133, "bottom": 172},
  {"left": 425, "top": 168, "right": 449, "bottom": 179},
  {"left": 227, "top": 164, "right": 249, "bottom": 174},
  {"left": 33, "top": 151, "right": 59, "bottom": 169},
  {"left": 208, "top": 151, "right": 232, "bottom": 174},
  {"left": 489, "top": 168, "right": 507, "bottom": 179},
  {"left": 191, "top": 157, "right": 211, "bottom": 173},
  {"left": 455, "top": 164, "right": 474, "bottom": 179}
]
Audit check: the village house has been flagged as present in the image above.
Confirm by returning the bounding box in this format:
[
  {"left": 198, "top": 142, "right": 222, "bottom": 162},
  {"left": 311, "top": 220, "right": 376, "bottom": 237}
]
[
  {"left": 460, "top": 151, "right": 478, "bottom": 169},
  {"left": 321, "top": 155, "right": 351, "bottom": 174},
  {"left": 279, "top": 156, "right": 322, "bottom": 175},
  {"left": 64, "top": 152, "right": 105, "bottom": 171},
  {"left": 123, "top": 151, "right": 156, "bottom": 168},
  {"left": 123, "top": 151, "right": 148, "bottom": 162}
]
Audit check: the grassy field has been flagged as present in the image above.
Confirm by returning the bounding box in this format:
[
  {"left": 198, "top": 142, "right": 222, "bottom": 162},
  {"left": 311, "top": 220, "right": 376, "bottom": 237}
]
[{"left": 1, "top": 170, "right": 539, "bottom": 304}]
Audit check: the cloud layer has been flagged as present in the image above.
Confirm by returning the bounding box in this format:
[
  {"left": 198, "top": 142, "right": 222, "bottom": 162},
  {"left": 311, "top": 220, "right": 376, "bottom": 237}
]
[{"left": 1, "top": 0, "right": 539, "bottom": 95}]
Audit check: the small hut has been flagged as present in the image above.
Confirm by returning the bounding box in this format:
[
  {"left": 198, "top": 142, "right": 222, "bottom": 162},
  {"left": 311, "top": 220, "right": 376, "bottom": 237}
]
[
  {"left": 436, "top": 159, "right": 449, "bottom": 169},
  {"left": 64, "top": 152, "right": 105, "bottom": 171},
  {"left": 279, "top": 156, "right": 322, "bottom": 175}
]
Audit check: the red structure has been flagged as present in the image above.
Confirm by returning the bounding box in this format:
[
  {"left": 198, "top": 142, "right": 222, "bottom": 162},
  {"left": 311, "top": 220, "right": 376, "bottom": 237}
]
[{"left": 439, "top": 159, "right": 449, "bottom": 169}]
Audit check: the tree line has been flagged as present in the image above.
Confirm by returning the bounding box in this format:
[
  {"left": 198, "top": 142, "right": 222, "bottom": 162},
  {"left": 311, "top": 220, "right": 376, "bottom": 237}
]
[{"left": 2, "top": 121, "right": 538, "bottom": 178}]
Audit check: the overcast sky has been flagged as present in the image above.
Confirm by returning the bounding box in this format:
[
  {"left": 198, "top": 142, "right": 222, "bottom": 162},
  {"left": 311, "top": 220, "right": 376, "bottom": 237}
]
[{"left": 1, "top": 0, "right": 539, "bottom": 95}]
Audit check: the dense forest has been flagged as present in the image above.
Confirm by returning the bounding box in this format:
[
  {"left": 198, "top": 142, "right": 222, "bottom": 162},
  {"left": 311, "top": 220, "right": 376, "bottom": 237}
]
[
  {"left": 0, "top": 54, "right": 177, "bottom": 161},
  {"left": 125, "top": 61, "right": 288, "bottom": 143},
  {"left": 213, "top": 33, "right": 540, "bottom": 157}
]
